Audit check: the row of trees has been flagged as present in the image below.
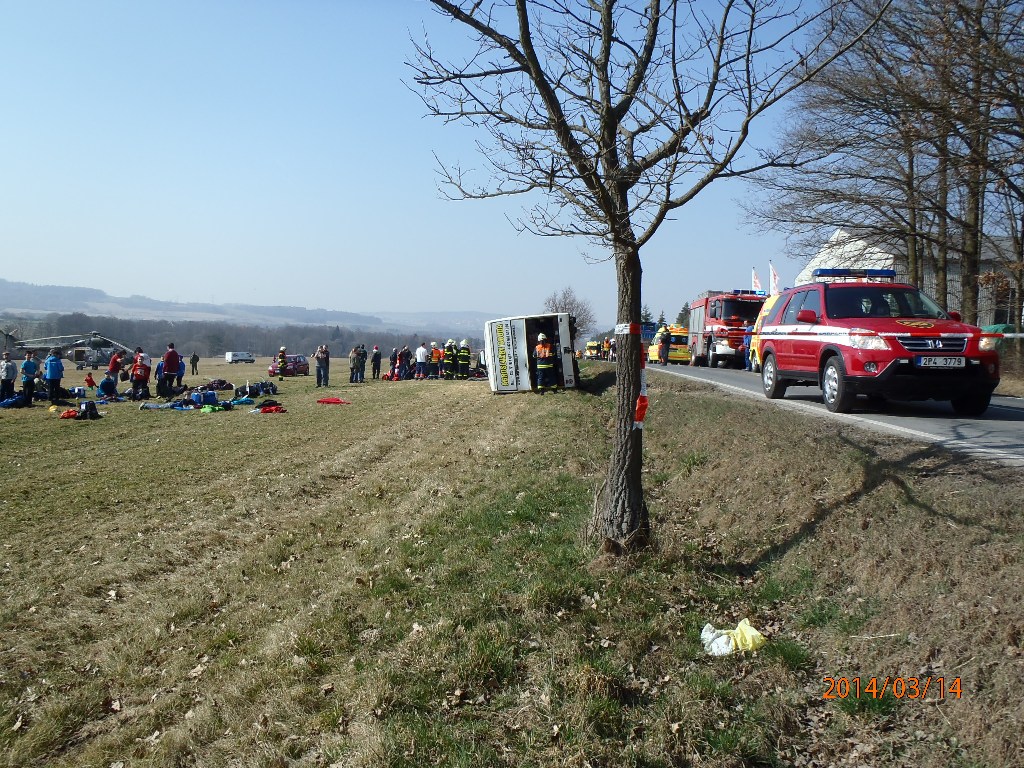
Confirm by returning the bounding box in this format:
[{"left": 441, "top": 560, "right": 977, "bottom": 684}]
[
  {"left": 750, "top": 0, "right": 1024, "bottom": 329},
  {"left": 542, "top": 285, "right": 683, "bottom": 341},
  {"left": 0, "top": 312, "right": 482, "bottom": 362}
]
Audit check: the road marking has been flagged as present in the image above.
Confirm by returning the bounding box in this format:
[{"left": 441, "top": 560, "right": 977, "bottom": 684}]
[{"left": 657, "top": 367, "right": 1024, "bottom": 467}]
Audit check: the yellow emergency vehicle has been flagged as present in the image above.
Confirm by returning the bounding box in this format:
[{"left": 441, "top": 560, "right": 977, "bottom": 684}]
[
  {"left": 648, "top": 325, "right": 691, "bottom": 365},
  {"left": 585, "top": 340, "right": 602, "bottom": 359},
  {"left": 748, "top": 293, "right": 781, "bottom": 373}
]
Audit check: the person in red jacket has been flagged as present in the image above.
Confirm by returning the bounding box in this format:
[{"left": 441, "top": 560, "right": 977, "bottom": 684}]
[
  {"left": 106, "top": 350, "right": 123, "bottom": 381},
  {"left": 160, "top": 343, "right": 181, "bottom": 398},
  {"left": 130, "top": 347, "right": 152, "bottom": 400}
]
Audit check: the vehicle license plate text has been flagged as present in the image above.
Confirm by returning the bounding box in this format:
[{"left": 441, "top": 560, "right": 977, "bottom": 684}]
[{"left": 915, "top": 356, "right": 965, "bottom": 368}]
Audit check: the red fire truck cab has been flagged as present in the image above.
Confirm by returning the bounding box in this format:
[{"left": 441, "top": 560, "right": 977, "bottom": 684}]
[{"left": 689, "top": 289, "right": 767, "bottom": 368}]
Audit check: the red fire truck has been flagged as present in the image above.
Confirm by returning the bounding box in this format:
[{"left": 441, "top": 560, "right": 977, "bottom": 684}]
[{"left": 688, "top": 289, "right": 767, "bottom": 368}]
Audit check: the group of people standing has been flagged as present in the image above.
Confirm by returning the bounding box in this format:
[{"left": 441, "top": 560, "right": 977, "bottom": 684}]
[
  {"left": 347, "top": 345, "right": 370, "bottom": 383},
  {"left": 306, "top": 344, "right": 381, "bottom": 385},
  {"left": 0, "top": 348, "right": 66, "bottom": 405},
  {"left": 0, "top": 342, "right": 197, "bottom": 406},
  {"left": 388, "top": 339, "right": 472, "bottom": 381},
  {"left": 105, "top": 343, "right": 197, "bottom": 400}
]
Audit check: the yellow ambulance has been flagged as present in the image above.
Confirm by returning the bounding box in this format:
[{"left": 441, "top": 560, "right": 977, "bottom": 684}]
[{"left": 647, "top": 325, "right": 691, "bottom": 365}]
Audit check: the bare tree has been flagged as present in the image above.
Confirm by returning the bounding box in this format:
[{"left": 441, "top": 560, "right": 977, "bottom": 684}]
[
  {"left": 412, "top": 0, "right": 888, "bottom": 553},
  {"left": 543, "top": 286, "right": 596, "bottom": 339},
  {"left": 749, "top": 0, "right": 1024, "bottom": 324}
]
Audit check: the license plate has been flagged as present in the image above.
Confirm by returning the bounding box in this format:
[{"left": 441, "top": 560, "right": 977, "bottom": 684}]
[{"left": 915, "top": 356, "right": 965, "bottom": 368}]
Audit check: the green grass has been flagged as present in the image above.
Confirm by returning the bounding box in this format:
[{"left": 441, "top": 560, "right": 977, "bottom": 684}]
[
  {"left": 1, "top": 360, "right": 1021, "bottom": 767},
  {"left": 761, "top": 638, "right": 813, "bottom": 671},
  {"left": 837, "top": 691, "right": 899, "bottom": 719}
]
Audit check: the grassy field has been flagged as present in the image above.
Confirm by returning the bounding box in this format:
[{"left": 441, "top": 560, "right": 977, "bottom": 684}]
[{"left": 1, "top": 359, "right": 1022, "bottom": 768}]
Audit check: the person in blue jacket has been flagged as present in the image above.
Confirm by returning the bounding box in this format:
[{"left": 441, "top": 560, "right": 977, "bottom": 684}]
[
  {"left": 97, "top": 372, "right": 119, "bottom": 399},
  {"left": 43, "top": 348, "right": 65, "bottom": 402},
  {"left": 20, "top": 351, "right": 38, "bottom": 406}
]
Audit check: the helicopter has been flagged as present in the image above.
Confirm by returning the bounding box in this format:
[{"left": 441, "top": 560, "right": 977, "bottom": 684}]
[{"left": 12, "top": 331, "right": 136, "bottom": 371}]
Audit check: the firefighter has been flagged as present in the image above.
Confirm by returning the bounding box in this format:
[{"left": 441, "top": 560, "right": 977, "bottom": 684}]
[
  {"left": 277, "top": 346, "right": 288, "bottom": 381},
  {"left": 534, "top": 333, "right": 556, "bottom": 393},
  {"left": 602, "top": 337, "right": 611, "bottom": 359},
  {"left": 428, "top": 341, "right": 442, "bottom": 379},
  {"left": 457, "top": 339, "right": 471, "bottom": 380},
  {"left": 442, "top": 339, "right": 457, "bottom": 380}
]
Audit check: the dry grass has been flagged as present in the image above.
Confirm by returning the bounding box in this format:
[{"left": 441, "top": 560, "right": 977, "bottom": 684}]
[
  {"left": 995, "top": 359, "right": 1024, "bottom": 397},
  {"left": 1, "top": 359, "right": 1022, "bottom": 767}
]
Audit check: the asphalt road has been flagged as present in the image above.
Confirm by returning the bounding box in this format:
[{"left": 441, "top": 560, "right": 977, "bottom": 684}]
[{"left": 651, "top": 362, "right": 1024, "bottom": 467}]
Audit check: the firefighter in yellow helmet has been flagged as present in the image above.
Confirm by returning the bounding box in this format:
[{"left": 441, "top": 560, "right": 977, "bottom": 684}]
[{"left": 277, "top": 346, "right": 288, "bottom": 381}]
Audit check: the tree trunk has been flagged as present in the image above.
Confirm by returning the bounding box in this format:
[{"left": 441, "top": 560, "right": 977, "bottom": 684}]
[
  {"left": 904, "top": 132, "right": 921, "bottom": 286},
  {"left": 936, "top": 141, "right": 949, "bottom": 310},
  {"left": 594, "top": 241, "right": 649, "bottom": 554},
  {"left": 1016, "top": 207, "right": 1024, "bottom": 359}
]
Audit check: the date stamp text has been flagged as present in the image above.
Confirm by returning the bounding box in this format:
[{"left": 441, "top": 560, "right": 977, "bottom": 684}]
[{"left": 822, "top": 676, "right": 962, "bottom": 700}]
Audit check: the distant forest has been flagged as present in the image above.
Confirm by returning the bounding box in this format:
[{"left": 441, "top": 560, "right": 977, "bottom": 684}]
[{"left": 0, "top": 312, "right": 484, "bottom": 359}]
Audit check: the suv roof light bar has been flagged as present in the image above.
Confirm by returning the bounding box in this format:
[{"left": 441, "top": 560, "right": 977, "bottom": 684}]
[
  {"left": 730, "top": 289, "right": 767, "bottom": 296},
  {"left": 812, "top": 268, "right": 896, "bottom": 283}
]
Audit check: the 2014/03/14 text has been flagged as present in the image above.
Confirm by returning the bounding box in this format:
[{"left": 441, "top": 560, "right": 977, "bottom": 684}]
[{"left": 822, "top": 676, "right": 962, "bottom": 700}]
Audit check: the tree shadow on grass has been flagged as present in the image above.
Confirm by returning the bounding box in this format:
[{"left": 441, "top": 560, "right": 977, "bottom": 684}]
[
  {"left": 577, "top": 368, "right": 616, "bottom": 395},
  {"left": 712, "top": 435, "right": 1013, "bottom": 578}
]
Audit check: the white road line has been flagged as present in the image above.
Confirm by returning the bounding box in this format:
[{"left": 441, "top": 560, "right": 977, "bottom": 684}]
[{"left": 656, "top": 367, "right": 1024, "bottom": 467}]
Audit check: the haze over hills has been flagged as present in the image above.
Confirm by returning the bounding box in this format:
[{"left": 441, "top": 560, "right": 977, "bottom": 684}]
[{"left": 0, "top": 278, "right": 500, "bottom": 334}]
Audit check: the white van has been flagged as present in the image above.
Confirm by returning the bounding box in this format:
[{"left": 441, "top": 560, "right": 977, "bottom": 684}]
[
  {"left": 483, "top": 313, "right": 577, "bottom": 392},
  {"left": 225, "top": 351, "right": 256, "bottom": 364}
]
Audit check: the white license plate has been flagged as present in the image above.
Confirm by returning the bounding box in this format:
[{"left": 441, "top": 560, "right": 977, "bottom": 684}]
[{"left": 915, "top": 356, "right": 965, "bottom": 368}]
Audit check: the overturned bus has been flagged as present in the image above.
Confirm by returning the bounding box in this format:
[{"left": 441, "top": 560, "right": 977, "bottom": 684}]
[{"left": 483, "top": 313, "right": 578, "bottom": 393}]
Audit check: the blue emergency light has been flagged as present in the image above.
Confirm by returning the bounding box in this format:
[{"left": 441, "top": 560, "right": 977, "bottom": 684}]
[{"left": 731, "top": 289, "right": 767, "bottom": 296}]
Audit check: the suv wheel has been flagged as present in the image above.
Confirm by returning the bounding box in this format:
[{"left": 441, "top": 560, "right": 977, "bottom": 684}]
[
  {"left": 761, "top": 353, "right": 787, "bottom": 399},
  {"left": 951, "top": 392, "right": 991, "bottom": 417},
  {"left": 822, "top": 356, "right": 854, "bottom": 413}
]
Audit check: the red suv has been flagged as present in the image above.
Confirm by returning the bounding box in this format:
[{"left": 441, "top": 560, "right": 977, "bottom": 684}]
[
  {"left": 268, "top": 354, "right": 310, "bottom": 377},
  {"left": 757, "top": 269, "right": 1001, "bottom": 416}
]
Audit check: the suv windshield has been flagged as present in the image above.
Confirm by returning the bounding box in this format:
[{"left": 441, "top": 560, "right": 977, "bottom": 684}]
[
  {"left": 824, "top": 286, "right": 949, "bottom": 320},
  {"left": 721, "top": 299, "right": 763, "bottom": 323}
]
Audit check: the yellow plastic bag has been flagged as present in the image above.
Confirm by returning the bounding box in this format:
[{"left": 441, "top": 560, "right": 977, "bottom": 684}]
[
  {"left": 701, "top": 618, "right": 766, "bottom": 655},
  {"left": 725, "top": 618, "right": 766, "bottom": 652}
]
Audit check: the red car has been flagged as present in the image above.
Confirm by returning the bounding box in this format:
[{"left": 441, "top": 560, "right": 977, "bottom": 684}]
[{"left": 268, "top": 354, "right": 310, "bottom": 377}]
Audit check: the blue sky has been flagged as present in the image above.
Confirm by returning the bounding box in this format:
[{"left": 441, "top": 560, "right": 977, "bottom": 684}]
[{"left": 1, "top": 1, "right": 799, "bottom": 327}]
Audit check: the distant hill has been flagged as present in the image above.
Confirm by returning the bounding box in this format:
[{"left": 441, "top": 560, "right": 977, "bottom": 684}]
[{"left": 0, "top": 278, "right": 499, "bottom": 334}]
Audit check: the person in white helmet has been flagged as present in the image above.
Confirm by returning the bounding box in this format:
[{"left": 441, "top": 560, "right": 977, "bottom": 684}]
[
  {"left": 457, "top": 339, "right": 472, "bottom": 380},
  {"left": 443, "top": 339, "right": 457, "bottom": 380},
  {"left": 534, "top": 332, "right": 556, "bottom": 393},
  {"left": 428, "top": 341, "right": 441, "bottom": 379}
]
